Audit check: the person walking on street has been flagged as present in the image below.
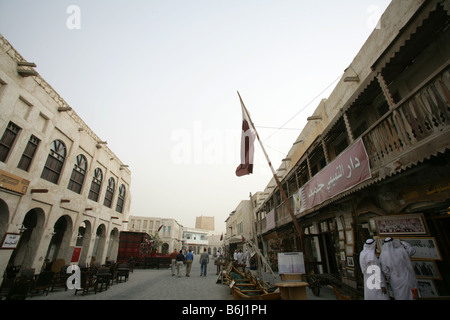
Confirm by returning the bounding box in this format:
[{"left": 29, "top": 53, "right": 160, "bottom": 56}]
[
  {"left": 185, "top": 249, "right": 194, "bottom": 277},
  {"left": 176, "top": 250, "right": 185, "bottom": 277},
  {"left": 380, "top": 237, "right": 418, "bottom": 300},
  {"left": 215, "top": 250, "right": 221, "bottom": 275},
  {"left": 169, "top": 249, "right": 178, "bottom": 276},
  {"left": 200, "top": 248, "right": 209, "bottom": 276},
  {"left": 359, "top": 238, "right": 389, "bottom": 300}
]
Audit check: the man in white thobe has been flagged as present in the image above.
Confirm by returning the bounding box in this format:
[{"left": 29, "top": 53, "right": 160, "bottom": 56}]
[
  {"left": 359, "top": 239, "right": 389, "bottom": 300},
  {"left": 379, "top": 237, "right": 418, "bottom": 300},
  {"left": 245, "top": 248, "right": 251, "bottom": 273}
]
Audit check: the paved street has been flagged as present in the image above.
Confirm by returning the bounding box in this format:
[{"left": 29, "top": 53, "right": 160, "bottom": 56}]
[
  {"left": 30, "top": 255, "right": 231, "bottom": 300},
  {"left": 29, "top": 255, "right": 336, "bottom": 300}
]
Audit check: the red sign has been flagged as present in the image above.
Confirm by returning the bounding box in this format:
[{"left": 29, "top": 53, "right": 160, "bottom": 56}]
[
  {"left": 295, "top": 139, "right": 371, "bottom": 214},
  {"left": 71, "top": 247, "right": 82, "bottom": 263}
]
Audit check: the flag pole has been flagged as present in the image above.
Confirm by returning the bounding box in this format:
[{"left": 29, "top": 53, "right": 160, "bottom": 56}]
[{"left": 237, "top": 91, "right": 305, "bottom": 249}]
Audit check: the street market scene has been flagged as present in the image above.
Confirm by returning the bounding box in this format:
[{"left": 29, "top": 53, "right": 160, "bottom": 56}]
[{"left": 0, "top": 0, "right": 449, "bottom": 312}]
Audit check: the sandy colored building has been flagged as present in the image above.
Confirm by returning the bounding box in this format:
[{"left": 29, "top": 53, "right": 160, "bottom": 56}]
[
  {"left": 195, "top": 215, "right": 215, "bottom": 231},
  {"left": 127, "top": 216, "right": 183, "bottom": 254},
  {"left": 0, "top": 34, "right": 131, "bottom": 283},
  {"left": 253, "top": 0, "right": 450, "bottom": 298}
]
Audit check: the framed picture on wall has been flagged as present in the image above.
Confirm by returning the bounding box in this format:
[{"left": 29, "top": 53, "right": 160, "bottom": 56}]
[
  {"left": 417, "top": 279, "right": 438, "bottom": 298},
  {"left": 1, "top": 233, "right": 22, "bottom": 249},
  {"left": 347, "top": 256, "right": 355, "bottom": 267},
  {"left": 375, "top": 236, "right": 442, "bottom": 260},
  {"left": 411, "top": 260, "right": 441, "bottom": 280},
  {"left": 373, "top": 213, "right": 427, "bottom": 236}
]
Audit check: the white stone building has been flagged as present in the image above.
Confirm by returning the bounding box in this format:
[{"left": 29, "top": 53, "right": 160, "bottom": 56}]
[
  {"left": 127, "top": 215, "right": 183, "bottom": 254},
  {"left": 0, "top": 34, "right": 131, "bottom": 282}
]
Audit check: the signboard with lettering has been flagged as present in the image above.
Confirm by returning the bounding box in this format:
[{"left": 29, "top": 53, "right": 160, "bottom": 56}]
[
  {"left": 0, "top": 168, "right": 30, "bottom": 195},
  {"left": 265, "top": 209, "right": 275, "bottom": 232},
  {"left": 295, "top": 139, "right": 372, "bottom": 214},
  {"left": 1, "top": 233, "right": 22, "bottom": 249}
]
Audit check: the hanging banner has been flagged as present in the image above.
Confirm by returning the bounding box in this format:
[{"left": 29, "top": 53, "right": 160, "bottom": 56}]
[
  {"left": 297, "top": 139, "right": 371, "bottom": 213},
  {"left": 265, "top": 209, "right": 276, "bottom": 232},
  {"left": 71, "top": 246, "right": 83, "bottom": 263}
]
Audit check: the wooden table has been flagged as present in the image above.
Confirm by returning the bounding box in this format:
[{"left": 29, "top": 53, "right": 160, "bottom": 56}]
[
  {"left": 280, "top": 273, "right": 304, "bottom": 281},
  {"left": 276, "top": 281, "right": 308, "bottom": 300}
]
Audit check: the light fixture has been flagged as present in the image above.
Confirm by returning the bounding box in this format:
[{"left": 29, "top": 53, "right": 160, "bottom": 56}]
[
  {"left": 344, "top": 76, "right": 360, "bottom": 82},
  {"left": 17, "top": 61, "right": 38, "bottom": 77},
  {"left": 57, "top": 107, "right": 72, "bottom": 112},
  {"left": 307, "top": 116, "right": 322, "bottom": 121},
  {"left": 31, "top": 189, "right": 49, "bottom": 194},
  {"left": 96, "top": 141, "right": 107, "bottom": 148}
]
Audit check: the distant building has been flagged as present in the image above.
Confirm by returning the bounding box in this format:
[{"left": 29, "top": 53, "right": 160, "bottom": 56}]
[
  {"left": 195, "top": 215, "right": 215, "bottom": 231},
  {"left": 182, "top": 227, "right": 209, "bottom": 254},
  {"left": 224, "top": 193, "right": 261, "bottom": 250},
  {"left": 127, "top": 216, "right": 183, "bottom": 254}
]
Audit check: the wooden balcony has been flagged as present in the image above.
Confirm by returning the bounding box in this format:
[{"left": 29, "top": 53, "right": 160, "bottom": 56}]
[{"left": 362, "top": 63, "right": 450, "bottom": 176}]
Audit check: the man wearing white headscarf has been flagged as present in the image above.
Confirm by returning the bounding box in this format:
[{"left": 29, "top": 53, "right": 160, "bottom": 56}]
[
  {"left": 379, "top": 237, "right": 418, "bottom": 300},
  {"left": 359, "top": 239, "right": 389, "bottom": 300}
]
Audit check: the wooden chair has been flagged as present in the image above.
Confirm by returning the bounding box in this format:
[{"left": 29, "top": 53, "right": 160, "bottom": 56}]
[
  {"left": 0, "top": 277, "right": 16, "bottom": 300},
  {"left": 31, "top": 271, "right": 55, "bottom": 296},
  {"left": 109, "top": 263, "right": 118, "bottom": 284},
  {"left": 96, "top": 267, "right": 112, "bottom": 292},
  {"left": 116, "top": 264, "right": 130, "bottom": 283},
  {"left": 5, "top": 279, "right": 32, "bottom": 300},
  {"left": 74, "top": 271, "right": 98, "bottom": 296},
  {"left": 51, "top": 265, "right": 69, "bottom": 292},
  {"left": 19, "top": 268, "right": 36, "bottom": 281}
]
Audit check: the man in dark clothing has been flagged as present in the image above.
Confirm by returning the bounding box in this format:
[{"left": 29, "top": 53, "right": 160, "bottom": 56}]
[
  {"left": 176, "top": 250, "right": 185, "bottom": 277},
  {"left": 200, "top": 248, "right": 209, "bottom": 276}
]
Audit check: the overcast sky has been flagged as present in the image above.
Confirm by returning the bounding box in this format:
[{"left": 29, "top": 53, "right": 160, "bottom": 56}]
[{"left": 0, "top": 0, "right": 391, "bottom": 233}]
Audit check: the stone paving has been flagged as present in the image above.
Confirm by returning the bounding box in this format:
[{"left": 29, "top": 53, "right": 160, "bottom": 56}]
[
  {"left": 29, "top": 255, "right": 337, "bottom": 300},
  {"left": 30, "top": 255, "right": 231, "bottom": 300}
]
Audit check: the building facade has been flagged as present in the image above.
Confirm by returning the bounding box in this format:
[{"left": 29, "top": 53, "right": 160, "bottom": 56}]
[
  {"left": 127, "top": 215, "right": 183, "bottom": 254},
  {"left": 225, "top": 193, "right": 261, "bottom": 250},
  {"left": 0, "top": 35, "right": 131, "bottom": 283},
  {"left": 195, "top": 215, "right": 215, "bottom": 231},
  {"left": 253, "top": 0, "right": 449, "bottom": 298},
  {"left": 182, "top": 227, "right": 209, "bottom": 254}
]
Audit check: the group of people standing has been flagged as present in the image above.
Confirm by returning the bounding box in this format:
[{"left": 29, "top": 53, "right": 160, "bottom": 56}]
[
  {"left": 360, "top": 237, "right": 418, "bottom": 300},
  {"left": 169, "top": 248, "right": 210, "bottom": 277},
  {"left": 233, "top": 248, "right": 251, "bottom": 272}
]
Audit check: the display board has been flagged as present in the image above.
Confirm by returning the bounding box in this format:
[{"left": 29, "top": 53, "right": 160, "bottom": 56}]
[{"left": 278, "top": 252, "right": 305, "bottom": 274}]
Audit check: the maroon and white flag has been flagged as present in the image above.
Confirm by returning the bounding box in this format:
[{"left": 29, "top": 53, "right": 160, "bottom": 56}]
[{"left": 236, "top": 102, "right": 256, "bottom": 177}]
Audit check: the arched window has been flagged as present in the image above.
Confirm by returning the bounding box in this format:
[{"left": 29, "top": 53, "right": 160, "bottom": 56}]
[
  {"left": 88, "top": 168, "right": 103, "bottom": 202},
  {"left": 41, "top": 139, "right": 66, "bottom": 184},
  {"left": 103, "top": 177, "right": 115, "bottom": 208},
  {"left": 115, "top": 184, "right": 126, "bottom": 213},
  {"left": 67, "top": 154, "right": 87, "bottom": 194}
]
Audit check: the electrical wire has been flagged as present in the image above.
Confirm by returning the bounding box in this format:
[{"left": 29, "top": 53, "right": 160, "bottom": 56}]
[{"left": 262, "top": 73, "right": 343, "bottom": 142}]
